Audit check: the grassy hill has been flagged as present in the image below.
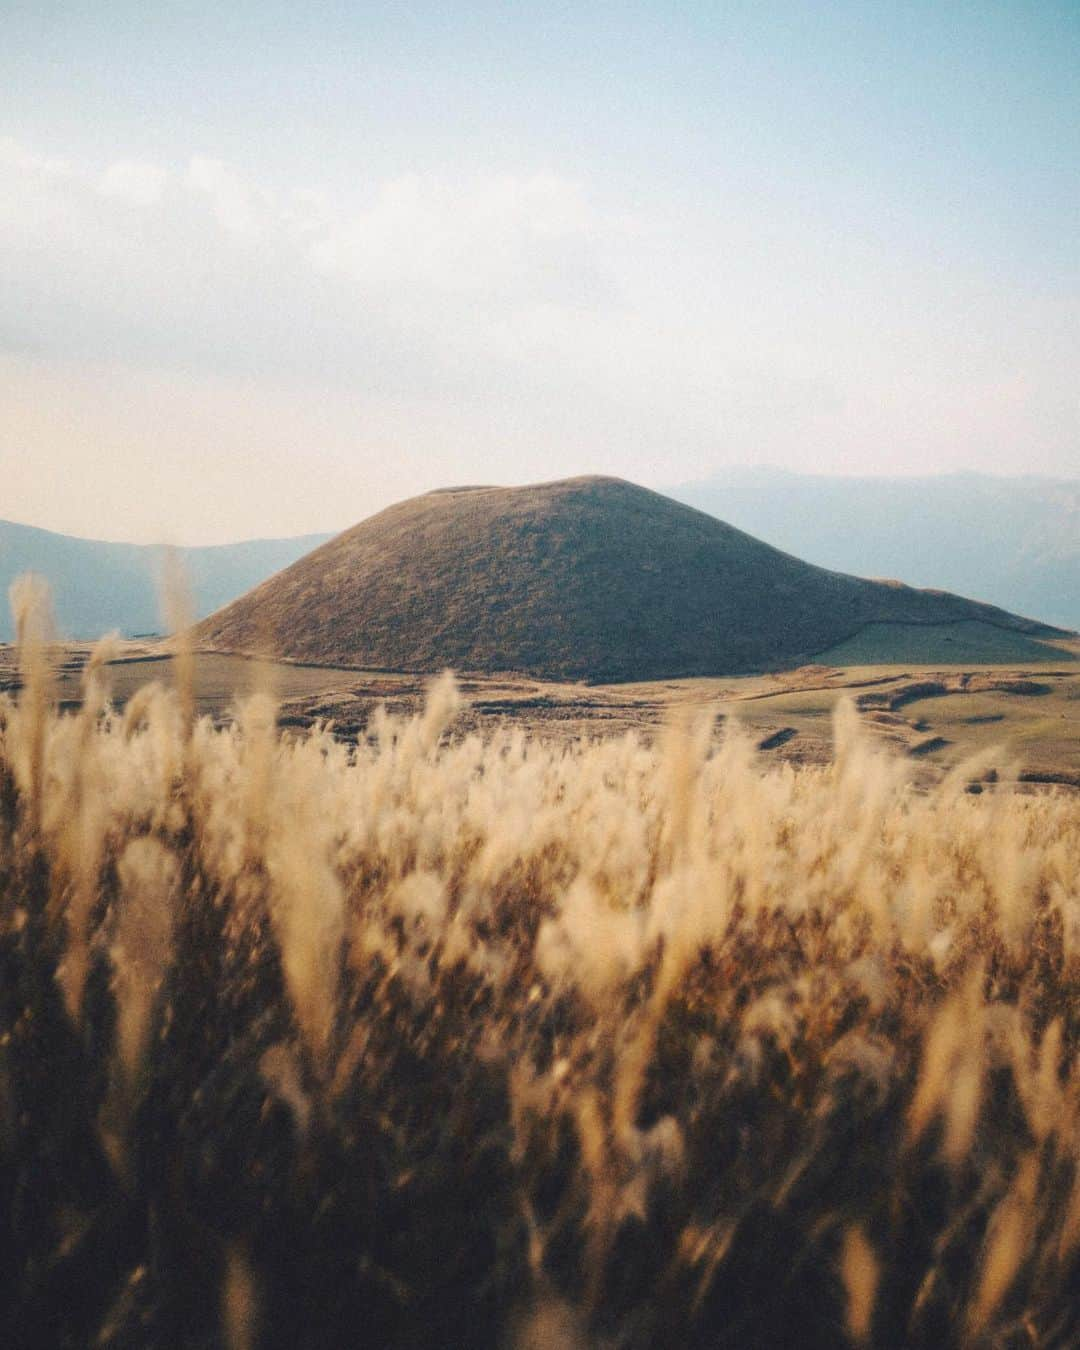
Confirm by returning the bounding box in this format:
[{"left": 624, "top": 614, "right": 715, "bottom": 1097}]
[{"left": 191, "top": 476, "right": 1069, "bottom": 681}]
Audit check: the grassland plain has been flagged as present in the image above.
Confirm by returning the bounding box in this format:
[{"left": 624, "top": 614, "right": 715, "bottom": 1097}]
[
  {"left": 4, "top": 638, "right": 1077, "bottom": 783},
  {"left": 2, "top": 584, "right": 1080, "bottom": 1347}
]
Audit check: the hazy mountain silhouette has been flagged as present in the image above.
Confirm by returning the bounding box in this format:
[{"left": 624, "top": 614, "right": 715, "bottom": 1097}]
[
  {"left": 669, "top": 469, "right": 1080, "bottom": 631},
  {"left": 192, "top": 476, "right": 1066, "bottom": 681},
  {"left": 0, "top": 519, "right": 331, "bottom": 641}
]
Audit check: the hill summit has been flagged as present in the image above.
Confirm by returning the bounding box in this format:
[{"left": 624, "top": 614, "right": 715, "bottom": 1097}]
[{"left": 191, "top": 476, "right": 1066, "bottom": 681}]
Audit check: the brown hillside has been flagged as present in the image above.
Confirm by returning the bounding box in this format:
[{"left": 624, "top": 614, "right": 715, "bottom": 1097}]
[{"left": 191, "top": 477, "right": 1068, "bottom": 681}]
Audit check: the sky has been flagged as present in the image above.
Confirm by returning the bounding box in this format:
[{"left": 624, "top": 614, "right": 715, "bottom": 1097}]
[{"left": 2, "top": 1, "right": 1078, "bottom": 543}]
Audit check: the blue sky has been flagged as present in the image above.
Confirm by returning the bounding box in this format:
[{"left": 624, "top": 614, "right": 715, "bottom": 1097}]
[{"left": 2, "top": 2, "right": 1077, "bottom": 542}]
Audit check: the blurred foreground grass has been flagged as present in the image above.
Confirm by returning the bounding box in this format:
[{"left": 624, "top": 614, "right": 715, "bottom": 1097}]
[{"left": 1, "top": 579, "right": 1079, "bottom": 1348}]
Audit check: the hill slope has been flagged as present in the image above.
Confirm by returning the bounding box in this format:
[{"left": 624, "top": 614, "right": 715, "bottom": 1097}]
[
  {"left": 0, "top": 520, "right": 331, "bottom": 640},
  {"left": 669, "top": 468, "right": 1080, "bottom": 631},
  {"left": 192, "top": 477, "right": 1068, "bottom": 681}
]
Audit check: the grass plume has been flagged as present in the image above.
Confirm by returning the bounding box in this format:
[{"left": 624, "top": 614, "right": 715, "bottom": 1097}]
[{"left": 0, "top": 593, "right": 1077, "bottom": 1345}]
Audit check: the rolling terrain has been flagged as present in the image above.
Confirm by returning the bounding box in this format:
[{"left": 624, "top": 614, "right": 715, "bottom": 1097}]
[
  {"left": 191, "top": 476, "right": 1071, "bottom": 682},
  {"left": 5, "top": 638, "right": 1077, "bottom": 787}
]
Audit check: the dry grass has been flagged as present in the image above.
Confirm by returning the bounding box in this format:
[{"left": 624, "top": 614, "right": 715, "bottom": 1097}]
[
  {"left": 7, "top": 642, "right": 1078, "bottom": 781},
  {"left": 1, "top": 583, "right": 1079, "bottom": 1348}
]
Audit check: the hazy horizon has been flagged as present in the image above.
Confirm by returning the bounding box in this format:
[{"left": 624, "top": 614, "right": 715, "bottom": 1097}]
[
  {"left": 0, "top": 463, "right": 1078, "bottom": 549},
  {"left": 3, "top": 3, "right": 1078, "bottom": 544}
]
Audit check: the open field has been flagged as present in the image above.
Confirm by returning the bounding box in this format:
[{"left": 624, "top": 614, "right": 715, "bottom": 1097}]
[
  {"left": 4, "top": 636, "right": 1078, "bottom": 786},
  {"left": 1, "top": 612, "right": 1079, "bottom": 1348},
  {"left": 815, "top": 619, "right": 1078, "bottom": 666}
]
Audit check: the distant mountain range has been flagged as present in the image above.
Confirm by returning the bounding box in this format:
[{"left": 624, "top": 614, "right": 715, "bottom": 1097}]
[
  {"left": 192, "top": 476, "right": 1066, "bottom": 681},
  {"left": 668, "top": 469, "right": 1079, "bottom": 632},
  {"left": 0, "top": 519, "right": 331, "bottom": 642}
]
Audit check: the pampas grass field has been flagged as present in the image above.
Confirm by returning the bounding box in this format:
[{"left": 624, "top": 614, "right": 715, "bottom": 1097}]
[{"left": 2, "top": 579, "right": 1079, "bottom": 1348}]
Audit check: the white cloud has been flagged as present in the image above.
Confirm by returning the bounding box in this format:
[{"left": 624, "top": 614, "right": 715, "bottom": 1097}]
[
  {"left": 3, "top": 129, "right": 1075, "bottom": 532},
  {"left": 186, "top": 155, "right": 261, "bottom": 236},
  {"left": 0, "top": 135, "right": 70, "bottom": 179},
  {"left": 0, "top": 136, "right": 628, "bottom": 389},
  {"left": 2, "top": 135, "right": 618, "bottom": 319},
  {"left": 304, "top": 171, "right": 612, "bottom": 306},
  {"left": 98, "top": 160, "right": 169, "bottom": 207}
]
